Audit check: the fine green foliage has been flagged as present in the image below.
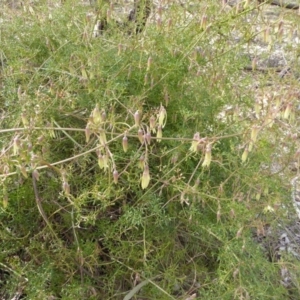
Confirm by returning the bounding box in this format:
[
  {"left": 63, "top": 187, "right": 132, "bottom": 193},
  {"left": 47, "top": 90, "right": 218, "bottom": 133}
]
[{"left": 1, "top": 1, "right": 300, "bottom": 299}]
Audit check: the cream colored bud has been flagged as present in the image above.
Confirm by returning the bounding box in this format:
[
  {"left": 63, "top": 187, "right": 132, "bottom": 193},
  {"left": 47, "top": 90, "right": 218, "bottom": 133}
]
[
  {"left": 156, "top": 125, "right": 163, "bottom": 142},
  {"left": 85, "top": 125, "right": 91, "bottom": 143},
  {"left": 138, "top": 129, "right": 144, "bottom": 144},
  {"left": 92, "top": 104, "right": 101, "bottom": 125},
  {"left": 32, "top": 169, "right": 39, "bottom": 181},
  {"left": 146, "top": 56, "right": 152, "bottom": 72},
  {"left": 145, "top": 130, "right": 151, "bottom": 145},
  {"left": 99, "top": 129, "right": 107, "bottom": 145},
  {"left": 134, "top": 110, "right": 141, "bottom": 127},
  {"left": 241, "top": 147, "right": 249, "bottom": 163},
  {"left": 149, "top": 115, "right": 156, "bottom": 133},
  {"left": 141, "top": 165, "right": 150, "bottom": 189},
  {"left": 122, "top": 135, "right": 128, "bottom": 152},
  {"left": 113, "top": 169, "right": 119, "bottom": 184},
  {"left": 158, "top": 104, "right": 167, "bottom": 128},
  {"left": 236, "top": 227, "right": 243, "bottom": 238},
  {"left": 21, "top": 112, "right": 29, "bottom": 128},
  {"left": 250, "top": 125, "right": 260, "bottom": 143},
  {"left": 62, "top": 181, "right": 70, "bottom": 195},
  {"left": 200, "top": 15, "right": 207, "bottom": 30},
  {"left": 13, "top": 136, "right": 20, "bottom": 155},
  {"left": 190, "top": 132, "right": 200, "bottom": 152},
  {"left": 202, "top": 144, "right": 212, "bottom": 167},
  {"left": 138, "top": 155, "right": 145, "bottom": 169},
  {"left": 283, "top": 103, "right": 292, "bottom": 119}
]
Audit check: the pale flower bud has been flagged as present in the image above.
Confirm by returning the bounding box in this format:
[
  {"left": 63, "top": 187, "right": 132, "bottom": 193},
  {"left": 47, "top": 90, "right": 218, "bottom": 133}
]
[
  {"left": 62, "top": 181, "right": 70, "bottom": 195},
  {"left": 32, "top": 169, "right": 40, "bottom": 181},
  {"left": 138, "top": 128, "right": 144, "bottom": 144},
  {"left": 141, "top": 165, "right": 150, "bottom": 189},
  {"left": 146, "top": 56, "right": 152, "bottom": 72},
  {"left": 156, "top": 125, "right": 163, "bottom": 142},
  {"left": 190, "top": 132, "right": 200, "bottom": 152},
  {"left": 113, "top": 169, "right": 119, "bottom": 184},
  {"left": 202, "top": 144, "right": 212, "bottom": 167},
  {"left": 145, "top": 130, "right": 151, "bottom": 145},
  {"left": 13, "top": 136, "right": 20, "bottom": 155},
  {"left": 122, "top": 135, "right": 128, "bottom": 152},
  {"left": 138, "top": 155, "right": 145, "bottom": 169},
  {"left": 283, "top": 102, "right": 292, "bottom": 119},
  {"left": 250, "top": 125, "right": 260, "bottom": 143},
  {"left": 85, "top": 124, "right": 91, "bottom": 143},
  {"left": 149, "top": 115, "right": 156, "bottom": 133},
  {"left": 158, "top": 104, "right": 167, "bottom": 128},
  {"left": 242, "top": 147, "right": 249, "bottom": 162},
  {"left": 92, "top": 104, "right": 101, "bottom": 125},
  {"left": 99, "top": 129, "right": 107, "bottom": 145},
  {"left": 21, "top": 112, "right": 29, "bottom": 128},
  {"left": 134, "top": 110, "right": 141, "bottom": 127}
]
